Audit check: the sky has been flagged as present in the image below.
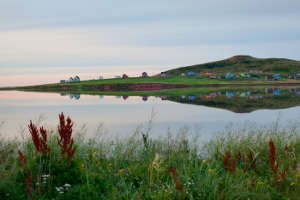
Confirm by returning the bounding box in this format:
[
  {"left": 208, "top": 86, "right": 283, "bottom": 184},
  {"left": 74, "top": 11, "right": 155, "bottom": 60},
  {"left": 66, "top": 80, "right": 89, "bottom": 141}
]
[{"left": 1, "top": 0, "right": 300, "bottom": 86}]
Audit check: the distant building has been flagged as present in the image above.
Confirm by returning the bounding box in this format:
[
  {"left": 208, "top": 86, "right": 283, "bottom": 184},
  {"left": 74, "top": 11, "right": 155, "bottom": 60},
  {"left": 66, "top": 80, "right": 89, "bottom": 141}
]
[
  {"left": 122, "top": 74, "right": 128, "bottom": 78},
  {"left": 60, "top": 80, "right": 66, "bottom": 83},
  {"left": 73, "top": 76, "right": 80, "bottom": 82},
  {"left": 161, "top": 72, "right": 167, "bottom": 77},
  {"left": 68, "top": 77, "right": 74, "bottom": 82},
  {"left": 142, "top": 72, "right": 148, "bottom": 77},
  {"left": 99, "top": 76, "right": 104, "bottom": 80},
  {"left": 265, "top": 75, "right": 273, "bottom": 81},
  {"left": 209, "top": 74, "right": 217, "bottom": 79},
  {"left": 188, "top": 71, "right": 195, "bottom": 76},
  {"left": 273, "top": 74, "right": 281, "bottom": 80}
]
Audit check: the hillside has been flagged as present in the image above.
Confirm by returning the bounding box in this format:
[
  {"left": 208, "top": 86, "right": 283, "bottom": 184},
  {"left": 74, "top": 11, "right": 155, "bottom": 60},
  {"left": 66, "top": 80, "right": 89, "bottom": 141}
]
[{"left": 166, "top": 55, "right": 300, "bottom": 75}]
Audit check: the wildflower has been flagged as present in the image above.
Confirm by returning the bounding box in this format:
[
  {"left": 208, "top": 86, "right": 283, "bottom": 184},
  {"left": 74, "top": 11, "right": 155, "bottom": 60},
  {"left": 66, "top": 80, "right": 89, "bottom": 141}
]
[
  {"left": 202, "top": 160, "right": 207, "bottom": 164},
  {"left": 119, "top": 169, "right": 124, "bottom": 174},
  {"left": 207, "top": 169, "right": 215, "bottom": 175},
  {"left": 81, "top": 163, "right": 85, "bottom": 169},
  {"left": 64, "top": 183, "right": 71, "bottom": 187},
  {"left": 290, "top": 182, "right": 296, "bottom": 186},
  {"left": 108, "top": 163, "right": 113, "bottom": 169},
  {"left": 296, "top": 170, "right": 300, "bottom": 177},
  {"left": 257, "top": 181, "right": 264, "bottom": 185},
  {"left": 92, "top": 148, "right": 98, "bottom": 153}
]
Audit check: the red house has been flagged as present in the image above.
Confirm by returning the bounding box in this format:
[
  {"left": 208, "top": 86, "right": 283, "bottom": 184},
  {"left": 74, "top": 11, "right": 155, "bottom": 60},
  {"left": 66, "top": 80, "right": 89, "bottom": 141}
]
[
  {"left": 122, "top": 74, "right": 128, "bottom": 78},
  {"left": 142, "top": 72, "right": 148, "bottom": 77}
]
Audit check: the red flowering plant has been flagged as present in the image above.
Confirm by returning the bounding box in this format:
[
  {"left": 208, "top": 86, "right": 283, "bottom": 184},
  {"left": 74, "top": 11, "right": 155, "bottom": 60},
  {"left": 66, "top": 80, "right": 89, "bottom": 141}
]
[{"left": 17, "top": 113, "right": 81, "bottom": 198}]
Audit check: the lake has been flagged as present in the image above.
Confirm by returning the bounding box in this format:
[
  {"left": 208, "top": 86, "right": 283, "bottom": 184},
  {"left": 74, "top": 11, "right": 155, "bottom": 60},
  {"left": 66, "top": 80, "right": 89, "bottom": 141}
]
[{"left": 1, "top": 87, "right": 300, "bottom": 142}]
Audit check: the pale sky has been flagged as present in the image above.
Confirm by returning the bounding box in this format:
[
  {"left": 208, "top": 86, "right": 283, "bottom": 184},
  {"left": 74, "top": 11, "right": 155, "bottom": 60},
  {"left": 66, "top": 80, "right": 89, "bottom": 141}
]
[{"left": 0, "top": 0, "right": 300, "bottom": 86}]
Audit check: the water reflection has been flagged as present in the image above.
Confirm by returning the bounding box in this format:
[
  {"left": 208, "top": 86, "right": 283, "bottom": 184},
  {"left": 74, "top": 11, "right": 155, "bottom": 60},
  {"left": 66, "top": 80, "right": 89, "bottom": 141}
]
[
  {"left": 40, "top": 87, "right": 300, "bottom": 113},
  {"left": 61, "top": 93, "right": 81, "bottom": 100}
]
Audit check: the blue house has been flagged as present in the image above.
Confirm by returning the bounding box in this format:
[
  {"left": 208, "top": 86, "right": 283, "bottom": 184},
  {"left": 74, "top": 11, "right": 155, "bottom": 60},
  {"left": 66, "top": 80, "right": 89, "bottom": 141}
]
[
  {"left": 188, "top": 72, "right": 195, "bottom": 76},
  {"left": 273, "top": 74, "right": 281, "bottom": 80},
  {"left": 225, "top": 72, "right": 234, "bottom": 79}
]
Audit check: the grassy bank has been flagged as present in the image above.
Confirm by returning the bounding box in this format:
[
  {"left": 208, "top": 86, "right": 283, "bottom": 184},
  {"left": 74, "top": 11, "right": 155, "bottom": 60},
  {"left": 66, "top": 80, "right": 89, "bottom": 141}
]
[{"left": 1, "top": 114, "right": 300, "bottom": 199}]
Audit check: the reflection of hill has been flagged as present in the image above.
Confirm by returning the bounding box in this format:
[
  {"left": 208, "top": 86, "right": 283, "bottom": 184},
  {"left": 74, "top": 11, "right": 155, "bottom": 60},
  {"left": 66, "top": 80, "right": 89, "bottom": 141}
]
[{"left": 166, "top": 89, "right": 300, "bottom": 113}]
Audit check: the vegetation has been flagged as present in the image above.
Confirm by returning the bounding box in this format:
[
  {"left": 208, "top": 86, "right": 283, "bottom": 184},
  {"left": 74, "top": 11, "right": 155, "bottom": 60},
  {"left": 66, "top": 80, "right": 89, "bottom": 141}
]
[
  {"left": 1, "top": 113, "right": 300, "bottom": 199},
  {"left": 166, "top": 55, "right": 300, "bottom": 76}
]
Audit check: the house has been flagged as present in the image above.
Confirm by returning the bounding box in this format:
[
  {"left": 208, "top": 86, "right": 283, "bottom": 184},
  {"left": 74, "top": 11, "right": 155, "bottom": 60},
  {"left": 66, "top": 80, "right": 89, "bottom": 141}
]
[
  {"left": 289, "top": 72, "right": 300, "bottom": 79},
  {"left": 161, "top": 72, "right": 167, "bottom": 77},
  {"left": 68, "top": 77, "right": 74, "bottom": 82},
  {"left": 122, "top": 74, "right": 128, "bottom": 78},
  {"left": 99, "top": 76, "right": 104, "bottom": 80},
  {"left": 273, "top": 74, "right": 281, "bottom": 80},
  {"left": 265, "top": 75, "right": 273, "bottom": 81},
  {"left": 274, "top": 89, "right": 281, "bottom": 95},
  {"left": 122, "top": 96, "right": 129, "bottom": 100},
  {"left": 249, "top": 69, "right": 263, "bottom": 73},
  {"left": 209, "top": 74, "right": 217, "bottom": 79},
  {"left": 240, "top": 73, "right": 250, "bottom": 78},
  {"left": 60, "top": 80, "right": 66, "bottom": 83},
  {"left": 188, "top": 71, "right": 195, "bottom": 76},
  {"left": 73, "top": 76, "right": 80, "bottom": 82},
  {"left": 142, "top": 72, "right": 148, "bottom": 77},
  {"left": 225, "top": 72, "right": 234, "bottom": 79}
]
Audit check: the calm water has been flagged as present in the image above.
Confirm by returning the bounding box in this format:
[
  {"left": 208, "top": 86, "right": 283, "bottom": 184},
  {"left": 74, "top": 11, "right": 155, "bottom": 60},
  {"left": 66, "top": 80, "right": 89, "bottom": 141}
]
[{"left": 1, "top": 89, "right": 300, "bottom": 141}]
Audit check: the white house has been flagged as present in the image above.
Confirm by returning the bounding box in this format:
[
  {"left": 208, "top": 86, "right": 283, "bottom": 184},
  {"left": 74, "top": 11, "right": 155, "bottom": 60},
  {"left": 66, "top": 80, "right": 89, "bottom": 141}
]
[{"left": 73, "top": 76, "right": 80, "bottom": 82}]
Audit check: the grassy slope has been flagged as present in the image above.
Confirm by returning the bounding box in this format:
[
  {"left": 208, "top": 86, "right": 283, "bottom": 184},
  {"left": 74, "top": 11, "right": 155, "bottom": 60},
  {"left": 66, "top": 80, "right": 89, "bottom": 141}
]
[{"left": 166, "top": 55, "right": 300, "bottom": 75}]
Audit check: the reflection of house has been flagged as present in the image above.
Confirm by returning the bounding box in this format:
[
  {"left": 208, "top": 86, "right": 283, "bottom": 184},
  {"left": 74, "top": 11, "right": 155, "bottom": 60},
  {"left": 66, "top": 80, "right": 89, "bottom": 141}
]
[
  {"left": 226, "top": 91, "right": 234, "bottom": 98},
  {"left": 188, "top": 95, "right": 196, "bottom": 100},
  {"left": 69, "top": 94, "right": 80, "bottom": 100},
  {"left": 181, "top": 95, "right": 186, "bottom": 99},
  {"left": 122, "top": 96, "right": 129, "bottom": 100},
  {"left": 161, "top": 96, "right": 167, "bottom": 100},
  {"left": 99, "top": 95, "right": 103, "bottom": 99},
  {"left": 142, "top": 96, "right": 148, "bottom": 101}
]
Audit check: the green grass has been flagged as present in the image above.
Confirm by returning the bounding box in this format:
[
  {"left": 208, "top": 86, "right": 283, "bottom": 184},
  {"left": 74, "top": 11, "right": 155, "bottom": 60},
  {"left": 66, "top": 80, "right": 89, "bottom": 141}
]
[
  {"left": 166, "top": 55, "right": 300, "bottom": 76},
  {"left": 1, "top": 115, "right": 300, "bottom": 199}
]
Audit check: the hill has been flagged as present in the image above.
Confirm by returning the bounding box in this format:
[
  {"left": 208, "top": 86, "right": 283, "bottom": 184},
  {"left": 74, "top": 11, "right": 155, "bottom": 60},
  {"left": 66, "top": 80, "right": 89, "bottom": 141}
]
[{"left": 166, "top": 55, "right": 300, "bottom": 75}]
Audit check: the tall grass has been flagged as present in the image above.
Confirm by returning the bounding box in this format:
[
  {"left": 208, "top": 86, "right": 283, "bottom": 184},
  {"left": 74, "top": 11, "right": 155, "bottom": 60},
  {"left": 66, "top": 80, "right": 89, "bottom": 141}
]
[{"left": 0, "top": 114, "right": 300, "bottom": 200}]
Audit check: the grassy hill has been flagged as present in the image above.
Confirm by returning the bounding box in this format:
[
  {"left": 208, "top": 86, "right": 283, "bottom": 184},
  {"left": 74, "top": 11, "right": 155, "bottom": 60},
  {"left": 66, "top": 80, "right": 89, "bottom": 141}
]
[{"left": 166, "top": 55, "right": 300, "bottom": 75}]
